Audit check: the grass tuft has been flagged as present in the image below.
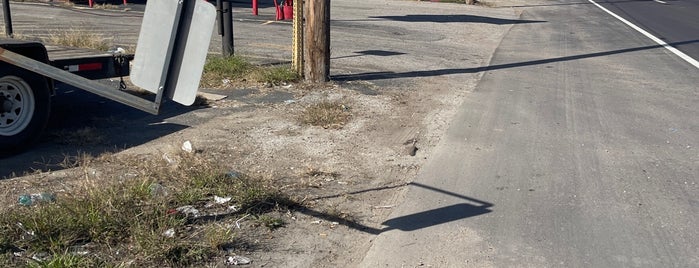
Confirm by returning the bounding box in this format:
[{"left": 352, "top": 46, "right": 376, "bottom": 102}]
[
  {"left": 256, "top": 216, "right": 286, "bottom": 231},
  {"left": 301, "top": 101, "right": 352, "bottom": 129},
  {"left": 249, "top": 65, "right": 300, "bottom": 84},
  {"left": 201, "top": 55, "right": 300, "bottom": 88}
]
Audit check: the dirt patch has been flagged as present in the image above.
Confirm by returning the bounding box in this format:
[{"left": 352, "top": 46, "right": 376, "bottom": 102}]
[
  {"left": 0, "top": 81, "right": 431, "bottom": 266},
  {"left": 0, "top": 0, "right": 537, "bottom": 266}
]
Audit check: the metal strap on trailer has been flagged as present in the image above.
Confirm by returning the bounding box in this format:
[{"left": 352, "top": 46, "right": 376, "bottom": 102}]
[{"left": 0, "top": 47, "right": 161, "bottom": 114}]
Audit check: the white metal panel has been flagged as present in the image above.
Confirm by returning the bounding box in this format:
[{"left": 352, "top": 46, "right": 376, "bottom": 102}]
[
  {"left": 130, "top": 0, "right": 216, "bottom": 106},
  {"left": 168, "top": 0, "right": 216, "bottom": 105},
  {"left": 130, "top": 0, "right": 181, "bottom": 94}
]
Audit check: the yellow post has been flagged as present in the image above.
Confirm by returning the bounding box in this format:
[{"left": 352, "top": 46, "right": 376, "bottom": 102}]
[{"left": 292, "top": 0, "right": 304, "bottom": 76}]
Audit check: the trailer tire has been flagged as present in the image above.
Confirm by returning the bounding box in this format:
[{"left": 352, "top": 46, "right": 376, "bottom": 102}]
[{"left": 0, "top": 69, "right": 51, "bottom": 156}]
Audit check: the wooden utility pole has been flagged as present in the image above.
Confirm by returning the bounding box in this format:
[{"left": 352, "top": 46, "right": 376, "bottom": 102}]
[{"left": 304, "top": 0, "right": 330, "bottom": 82}]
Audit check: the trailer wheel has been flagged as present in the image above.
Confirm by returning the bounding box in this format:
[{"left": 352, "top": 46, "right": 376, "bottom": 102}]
[{"left": 0, "top": 71, "right": 51, "bottom": 156}]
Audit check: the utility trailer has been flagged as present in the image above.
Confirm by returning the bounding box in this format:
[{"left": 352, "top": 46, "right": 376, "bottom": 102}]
[{"left": 0, "top": 0, "right": 216, "bottom": 155}]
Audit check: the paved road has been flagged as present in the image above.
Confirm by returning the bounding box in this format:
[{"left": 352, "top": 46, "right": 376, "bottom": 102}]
[
  {"left": 360, "top": 0, "right": 698, "bottom": 267},
  {"left": 596, "top": 0, "right": 699, "bottom": 60}
]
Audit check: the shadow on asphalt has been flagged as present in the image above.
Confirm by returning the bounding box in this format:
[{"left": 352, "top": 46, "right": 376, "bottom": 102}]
[
  {"left": 0, "top": 83, "right": 205, "bottom": 179},
  {"left": 333, "top": 39, "right": 699, "bottom": 82},
  {"left": 301, "top": 182, "right": 493, "bottom": 235},
  {"left": 370, "top": 14, "right": 545, "bottom": 25},
  {"left": 495, "top": 0, "right": 652, "bottom": 8},
  {"left": 332, "top": 50, "right": 407, "bottom": 60}
]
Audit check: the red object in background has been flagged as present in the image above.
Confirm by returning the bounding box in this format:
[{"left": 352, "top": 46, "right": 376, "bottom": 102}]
[
  {"left": 274, "top": 0, "right": 283, "bottom": 20},
  {"left": 252, "top": 0, "right": 258, "bottom": 15},
  {"left": 283, "top": 0, "right": 293, "bottom": 20}
]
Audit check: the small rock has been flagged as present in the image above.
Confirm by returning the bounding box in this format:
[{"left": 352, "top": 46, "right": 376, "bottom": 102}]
[
  {"left": 226, "top": 170, "right": 241, "bottom": 179},
  {"left": 406, "top": 144, "right": 418, "bottom": 156},
  {"left": 31, "top": 252, "right": 50, "bottom": 262}
]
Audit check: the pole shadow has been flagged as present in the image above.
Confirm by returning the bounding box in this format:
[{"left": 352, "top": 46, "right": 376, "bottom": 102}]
[
  {"left": 370, "top": 14, "right": 545, "bottom": 25},
  {"left": 332, "top": 50, "right": 406, "bottom": 60},
  {"left": 495, "top": 0, "right": 656, "bottom": 8},
  {"left": 332, "top": 40, "right": 699, "bottom": 82}
]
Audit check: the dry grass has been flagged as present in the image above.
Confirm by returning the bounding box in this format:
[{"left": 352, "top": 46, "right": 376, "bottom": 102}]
[
  {"left": 46, "top": 29, "right": 110, "bottom": 51},
  {"left": 0, "top": 151, "right": 298, "bottom": 267},
  {"left": 300, "top": 101, "right": 352, "bottom": 129}
]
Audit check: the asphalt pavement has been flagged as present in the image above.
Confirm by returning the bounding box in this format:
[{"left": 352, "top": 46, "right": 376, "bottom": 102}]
[
  {"left": 596, "top": 0, "right": 699, "bottom": 60},
  {"left": 360, "top": 0, "right": 698, "bottom": 267}
]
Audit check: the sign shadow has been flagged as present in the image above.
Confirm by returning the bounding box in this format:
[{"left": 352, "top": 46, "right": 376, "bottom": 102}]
[{"left": 299, "top": 182, "right": 493, "bottom": 235}]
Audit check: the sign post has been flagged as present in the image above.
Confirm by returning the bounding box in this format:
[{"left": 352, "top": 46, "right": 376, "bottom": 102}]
[{"left": 292, "top": 0, "right": 303, "bottom": 76}]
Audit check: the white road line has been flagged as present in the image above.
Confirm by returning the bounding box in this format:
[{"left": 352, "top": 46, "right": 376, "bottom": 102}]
[
  {"left": 653, "top": 0, "right": 668, "bottom": 4},
  {"left": 587, "top": 0, "right": 699, "bottom": 69}
]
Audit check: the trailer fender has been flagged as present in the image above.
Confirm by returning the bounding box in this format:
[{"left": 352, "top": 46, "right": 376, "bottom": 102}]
[{"left": 0, "top": 42, "right": 52, "bottom": 156}]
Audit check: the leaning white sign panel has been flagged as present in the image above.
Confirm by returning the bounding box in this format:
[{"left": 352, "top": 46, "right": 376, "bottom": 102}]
[{"left": 130, "top": 0, "right": 215, "bottom": 106}]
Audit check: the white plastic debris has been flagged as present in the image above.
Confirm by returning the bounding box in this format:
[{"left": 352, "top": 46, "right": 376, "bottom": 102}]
[
  {"left": 182, "top": 141, "right": 194, "bottom": 153},
  {"left": 162, "top": 228, "right": 175, "bottom": 238},
  {"left": 214, "top": 196, "right": 233, "bottom": 204},
  {"left": 225, "top": 255, "right": 252, "bottom": 265},
  {"left": 162, "top": 153, "right": 175, "bottom": 164}
]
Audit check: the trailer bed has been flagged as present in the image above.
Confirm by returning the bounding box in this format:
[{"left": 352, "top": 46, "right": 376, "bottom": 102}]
[
  {"left": 45, "top": 45, "right": 114, "bottom": 61},
  {"left": 44, "top": 45, "right": 131, "bottom": 80}
]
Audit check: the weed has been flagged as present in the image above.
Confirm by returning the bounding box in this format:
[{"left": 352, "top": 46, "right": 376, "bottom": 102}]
[
  {"left": 306, "top": 169, "right": 340, "bottom": 179},
  {"left": 201, "top": 55, "right": 252, "bottom": 88},
  {"left": 300, "top": 101, "right": 351, "bottom": 129},
  {"left": 256, "top": 216, "right": 285, "bottom": 230},
  {"left": 248, "top": 65, "right": 300, "bottom": 85},
  {"left": 201, "top": 55, "right": 299, "bottom": 88}
]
